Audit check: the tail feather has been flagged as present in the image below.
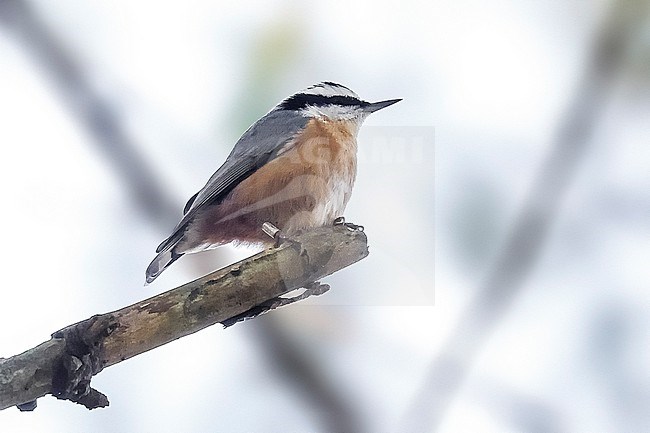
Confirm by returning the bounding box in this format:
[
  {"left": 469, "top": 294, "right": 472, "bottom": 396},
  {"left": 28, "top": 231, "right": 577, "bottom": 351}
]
[
  {"left": 156, "top": 230, "right": 183, "bottom": 253},
  {"left": 145, "top": 249, "right": 183, "bottom": 285}
]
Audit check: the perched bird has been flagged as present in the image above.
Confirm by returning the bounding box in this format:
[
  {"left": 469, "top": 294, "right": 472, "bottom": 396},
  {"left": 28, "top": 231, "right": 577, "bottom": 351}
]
[{"left": 146, "top": 82, "right": 400, "bottom": 283}]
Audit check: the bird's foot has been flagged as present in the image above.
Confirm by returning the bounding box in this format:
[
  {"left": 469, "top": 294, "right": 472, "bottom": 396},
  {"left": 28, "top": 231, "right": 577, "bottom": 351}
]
[
  {"left": 333, "top": 216, "right": 364, "bottom": 232},
  {"left": 262, "top": 222, "right": 301, "bottom": 248}
]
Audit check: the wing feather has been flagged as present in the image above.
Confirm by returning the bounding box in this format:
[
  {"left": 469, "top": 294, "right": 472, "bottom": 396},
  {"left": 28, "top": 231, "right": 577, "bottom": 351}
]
[
  {"left": 183, "top": 191, "right": 199, "bottom": 214},
  {"left": 155, "top": 109, "right": 308, "bottom": 253}
]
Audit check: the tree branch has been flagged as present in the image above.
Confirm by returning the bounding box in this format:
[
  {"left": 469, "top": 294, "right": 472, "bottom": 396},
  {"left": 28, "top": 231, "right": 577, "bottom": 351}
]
[{"left": 0, "top": 225, "right": 368, "bottom": 411}]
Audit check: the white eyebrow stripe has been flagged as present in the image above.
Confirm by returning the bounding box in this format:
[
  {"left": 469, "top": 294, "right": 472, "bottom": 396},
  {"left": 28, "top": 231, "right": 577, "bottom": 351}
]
[{"left": 301, "top": 82, "right": 360, "bottom": 99}]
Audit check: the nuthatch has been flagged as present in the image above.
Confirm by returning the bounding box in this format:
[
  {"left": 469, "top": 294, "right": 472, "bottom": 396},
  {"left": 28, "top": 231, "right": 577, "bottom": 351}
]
[{"left": 146, "top": 82, "right": 400, "bottom": 283}]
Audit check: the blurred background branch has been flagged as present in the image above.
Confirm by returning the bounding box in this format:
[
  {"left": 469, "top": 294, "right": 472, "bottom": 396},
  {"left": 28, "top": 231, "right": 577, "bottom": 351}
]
[
  {"left": 403, "top": 0, "right": 649, "bottom": 430},
  {"left": 0, "top": 0, "right": 177, "bottom": 228}
]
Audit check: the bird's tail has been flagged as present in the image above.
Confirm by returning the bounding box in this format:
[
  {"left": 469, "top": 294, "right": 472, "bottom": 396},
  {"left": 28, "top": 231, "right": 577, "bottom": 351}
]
[{"left": 145, "top": 248, "right": 183, "bottom": 285}]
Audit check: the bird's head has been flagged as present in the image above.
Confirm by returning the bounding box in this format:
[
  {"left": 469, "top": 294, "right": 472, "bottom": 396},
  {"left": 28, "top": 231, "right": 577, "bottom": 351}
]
[{"left": 278, "top": 82, "right": 401, "bottom": 125}]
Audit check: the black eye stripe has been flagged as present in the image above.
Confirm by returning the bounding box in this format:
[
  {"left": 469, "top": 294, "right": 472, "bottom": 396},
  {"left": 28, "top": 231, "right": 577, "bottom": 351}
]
[{"left": 279, "top": 94, "right": 367, "bottom": 111}]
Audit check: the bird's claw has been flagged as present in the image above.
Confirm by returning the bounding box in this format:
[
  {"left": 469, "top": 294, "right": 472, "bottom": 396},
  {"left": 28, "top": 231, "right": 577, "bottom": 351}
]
[
  {"left": 262, "top": 222, "right": 283, "bottom": 247},
  {"left": 273, "top": 231, "right": 295, "bottom": 248},
  {"left": 262, "top": 222, "right": 302, "bottom": 248},
  {"left": 333, "top": 217, "right": 364, "bottom": 232}
]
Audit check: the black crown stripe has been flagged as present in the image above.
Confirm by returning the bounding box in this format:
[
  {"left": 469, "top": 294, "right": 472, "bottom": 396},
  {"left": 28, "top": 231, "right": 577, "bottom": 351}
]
[{"left": 279, "top": 94, "right": 367, "bottom": 111}]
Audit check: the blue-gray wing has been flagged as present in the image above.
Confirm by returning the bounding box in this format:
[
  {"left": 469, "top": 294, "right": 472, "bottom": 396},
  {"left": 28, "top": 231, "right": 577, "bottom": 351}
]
[{"left": 156, "top": 109, "right": 308, "bottom": 253}]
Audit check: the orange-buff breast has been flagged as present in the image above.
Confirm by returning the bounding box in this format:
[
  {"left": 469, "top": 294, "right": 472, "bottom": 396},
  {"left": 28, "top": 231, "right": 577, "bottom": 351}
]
[{"left": 197, "top": 118, "right": 359, "bottom": 246}]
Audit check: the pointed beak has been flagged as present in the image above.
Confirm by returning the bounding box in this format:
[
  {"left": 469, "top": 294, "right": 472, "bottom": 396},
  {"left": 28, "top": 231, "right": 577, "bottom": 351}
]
[{"left": 363, "top": 98, "right": 402, "bottom": 113}]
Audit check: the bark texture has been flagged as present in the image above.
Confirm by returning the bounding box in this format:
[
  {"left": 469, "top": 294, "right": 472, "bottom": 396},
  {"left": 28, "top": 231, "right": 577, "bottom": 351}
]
[{"left": 0, "top": 225, "right": 368, "bottom": 411}]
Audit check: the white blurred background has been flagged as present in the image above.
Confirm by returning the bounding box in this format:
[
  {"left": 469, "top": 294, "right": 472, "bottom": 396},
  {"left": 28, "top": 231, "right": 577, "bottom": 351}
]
[{"left": 0, "top": 0, "right": 649, "bottom": 432}]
